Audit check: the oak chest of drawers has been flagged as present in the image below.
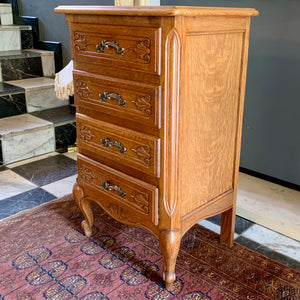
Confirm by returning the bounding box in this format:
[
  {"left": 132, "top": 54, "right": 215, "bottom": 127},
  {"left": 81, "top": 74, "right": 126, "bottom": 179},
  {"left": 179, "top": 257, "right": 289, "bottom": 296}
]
[{"left": 55, "top": 5, "right": 258, "bottom": 290}]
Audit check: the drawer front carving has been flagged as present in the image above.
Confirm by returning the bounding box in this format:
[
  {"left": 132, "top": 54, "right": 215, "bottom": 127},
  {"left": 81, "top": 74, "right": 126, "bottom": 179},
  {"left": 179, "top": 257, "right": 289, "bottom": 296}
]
[
  {"left": 70, "top": 23, "right": 161, "bottom": 75},
  {"left": 74, "top": 71, "right": 161, "bottom": 129},
  {"left": 77, "top": 154, "right": 159, "bottom": 226},
  {"left": 77, "top": 114, "right": 160, "bottom": 177}
]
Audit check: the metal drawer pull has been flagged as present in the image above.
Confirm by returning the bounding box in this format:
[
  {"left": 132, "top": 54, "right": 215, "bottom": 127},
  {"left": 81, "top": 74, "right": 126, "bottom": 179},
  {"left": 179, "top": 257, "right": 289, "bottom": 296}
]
[
  {"left": 99, "top": 91, "right": 126, "bottom": 106},
  {"left": 96, "top": 40, "right": 125, "bottom": 56},
  {"left": 101, "top": 137, "right": 127, "bottom": 154},
  {"left": 101, "top": 181, "right": 126, "bottom": 198}
]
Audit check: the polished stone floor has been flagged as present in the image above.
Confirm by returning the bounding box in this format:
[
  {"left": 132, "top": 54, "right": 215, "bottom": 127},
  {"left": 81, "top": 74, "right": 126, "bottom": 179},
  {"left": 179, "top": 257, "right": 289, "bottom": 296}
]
[{"left": 0, "top": 151, "right": 299, "bottom": 272}]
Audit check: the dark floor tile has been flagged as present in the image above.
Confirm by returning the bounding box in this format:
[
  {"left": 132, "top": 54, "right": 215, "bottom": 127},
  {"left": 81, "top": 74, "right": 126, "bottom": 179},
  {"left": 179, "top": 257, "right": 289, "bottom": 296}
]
[
  {"left": 235, "top": 236, "right": 300, "bottom": 272},
  {"left": 0, "top": 165, "right": 7, "bottom": 172},
  {"left": 55, "top": 122, "right": 77, "bottom": 150},
  {"left": 11, "top": 155, "right": 78, "bottom": 186},
  {"left": 0, "top": 140, "right": 3, "bottom": 165},
  {"left": 206, "top": 214, "right": 255, "bottom": 234},
  {"left": 0, "top": 188, "right": 56, "bottom": 220},
  {"left": 30, "top": 106, "right": 76, "bottom": 125}
]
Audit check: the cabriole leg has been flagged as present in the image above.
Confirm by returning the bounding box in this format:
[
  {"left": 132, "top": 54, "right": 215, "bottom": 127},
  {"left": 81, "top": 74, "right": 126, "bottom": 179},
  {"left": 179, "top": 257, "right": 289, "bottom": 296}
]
[
  {"left": 73, "top": 183, "right": 94, "bottom": 237},
  {"left": 159, "top": 229, "right": 181, "bottom": 291}
]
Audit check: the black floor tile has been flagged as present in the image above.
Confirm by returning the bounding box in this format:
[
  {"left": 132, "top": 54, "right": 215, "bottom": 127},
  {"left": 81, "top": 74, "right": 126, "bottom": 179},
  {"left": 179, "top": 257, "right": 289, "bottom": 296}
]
[
  {"left": 11, "top": 154, "right": 78, "bottom": 186},
  {"left": 206, "top": 214, "right": 255, "bottom": 234},
  {"left": 0, "top": 188, "right": 56, "bottom": 220},
  {"left": 235, "top": 236, "right": 300, "bottom": 272},
  {"left": 0, "top": 165, "right": 8, "bottom": 172}
]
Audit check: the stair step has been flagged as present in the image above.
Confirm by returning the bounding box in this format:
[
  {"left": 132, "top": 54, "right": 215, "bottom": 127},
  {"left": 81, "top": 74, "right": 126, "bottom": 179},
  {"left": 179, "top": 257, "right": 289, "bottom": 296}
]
[
  {"left": 0, "top": 114, "right": 55, "bottom": 165},
  {"left": 0, "top": 25, "right": 32, "bottom": 51},
  {"left": 0, "top": 4, "right": 13, "bottom": 25},
  {"left": 30, "top": 106, "right": 77, "bottom": 150},
  {"left": 0, "top": 81, "right": 26, "bottom": 118},
  {"left": 6, "top": 77, "right": 69, "bottom": 112},
  {"left": 0, "top": 49, "right": 55, "bottom": 81}
]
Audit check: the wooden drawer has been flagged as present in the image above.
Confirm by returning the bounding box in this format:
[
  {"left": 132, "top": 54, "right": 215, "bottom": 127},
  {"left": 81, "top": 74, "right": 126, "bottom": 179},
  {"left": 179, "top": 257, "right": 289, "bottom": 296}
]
[
  {"left": 77, "top": 113, "right": 160, "bottom": 177},
  {"left": 77, "top": 154, "right": 159, "bottom": 227},
  {"left": 74, "top": 70, "right": 161, "bottom": 129},
  {"left": 70, "top": 23, "right": 161, "bottom": 75}
]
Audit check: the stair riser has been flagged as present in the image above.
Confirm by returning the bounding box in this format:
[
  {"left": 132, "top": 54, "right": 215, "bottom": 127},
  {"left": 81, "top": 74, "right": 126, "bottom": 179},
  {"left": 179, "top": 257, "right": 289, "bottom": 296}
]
[
  {"left": 0, "top": 57, "right": 43, "bottom": 81},
  {"left": 21, "top": 30, "right": 33, "bottom": 50},
  {"left": 0, "top": 29, "right": 21, "bottom": 51},
  {"left": 26, "top": 88, "right": 68, "bottom": 113},
  {"left": 0, "top": 93, "right": 27, "bottom": 118},
  {"left": 55, "top": 122, "right": 77, "bottom": 150},
  {"left": 0, "top": 5, "right": 13, "bottom": 25},
  {"left": 0, "top": 127, "right": 55, "bottom": 165}
]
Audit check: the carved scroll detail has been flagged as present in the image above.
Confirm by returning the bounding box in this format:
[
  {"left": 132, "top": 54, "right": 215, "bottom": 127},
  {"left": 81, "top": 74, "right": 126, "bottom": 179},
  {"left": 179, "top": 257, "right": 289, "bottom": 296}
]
[
  {"left": 163, "top": 29, "right": 181, "bottom": 218},
  {"left": 107, "top": 203, "right": 127, "bottom": 221},
  {"left": 131, "top": 95, "right": 151, "bottom": 116},
  {"left": 74, "top": 32, "right": 88, "bottom": 51},
  {"left": 78, "top": 123, "right": 94, "bottom": 141},
  {"left": 129, "top": 39, "right": 151, "bottom": 63},
  {"left": 131, "top": 145, "right": 151, "bottom": 167},
  {"left": 79, "top": 166, "right": 95, "bottom": 182},
  {"left": 130, "top": 193, "right": 149, "bottom": 214},
  {"left": 76, "top": 80, "right": 90, "bottom": 98}
]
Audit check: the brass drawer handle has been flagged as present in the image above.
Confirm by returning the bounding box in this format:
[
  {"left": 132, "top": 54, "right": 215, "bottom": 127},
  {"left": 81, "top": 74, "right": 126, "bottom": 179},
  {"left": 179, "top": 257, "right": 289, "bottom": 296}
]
[
  {"left": 101, "top": 137, "right": 127, "bottom": 154},
  {"left": 101, "top": 181, "right": 126, "bottom": 198},
  {"left": 96, "top": 40, "right": 125, "bottom": 56},
  {"left": 99, "top": 91, "right": 126, "bottom": 106}
]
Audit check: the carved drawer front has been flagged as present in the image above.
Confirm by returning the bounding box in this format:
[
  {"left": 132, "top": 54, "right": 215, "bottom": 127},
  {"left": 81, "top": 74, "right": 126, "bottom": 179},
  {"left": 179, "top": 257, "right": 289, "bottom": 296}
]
[
  {"left": 77, "top": 113, "right": 160, "bottom": 177},
  {"left": 74, "top": 71, "right": 161, "bottom": 129},
  {"left": 70, "top": 23, "right": 161, "bottom": 75},
  {"left": 77, "top": 154, "right": 159, "bottom": 227}
]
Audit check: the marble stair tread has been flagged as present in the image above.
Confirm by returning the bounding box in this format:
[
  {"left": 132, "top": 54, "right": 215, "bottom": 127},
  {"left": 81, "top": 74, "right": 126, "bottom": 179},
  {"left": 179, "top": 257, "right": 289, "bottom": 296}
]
[
  {"left": 5, "top": 77, "right": 68, "bottom": 113},
  {"left": 30, "top": 105, "right": 76, "bottom": 126},
  {"left": 6, "top": 77, "right": 55, "bottom": 91},
  {"left": 0, "top": 114, "right": 53, "bottom": 138},
  {"left": 0, "top": 49, "right": 51, "bottom": 59},
  {"left": 0, "top": 81, "right": 24, "bottom": 96},
  {"left": 0, "top": 25, "right": 32, "bottom": 31}
]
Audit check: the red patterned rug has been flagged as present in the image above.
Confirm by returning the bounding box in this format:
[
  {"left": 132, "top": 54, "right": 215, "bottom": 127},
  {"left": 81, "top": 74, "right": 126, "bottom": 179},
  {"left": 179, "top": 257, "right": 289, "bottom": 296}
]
[{"left": 0, "top": 195, "right": 299, "bottom": 300}]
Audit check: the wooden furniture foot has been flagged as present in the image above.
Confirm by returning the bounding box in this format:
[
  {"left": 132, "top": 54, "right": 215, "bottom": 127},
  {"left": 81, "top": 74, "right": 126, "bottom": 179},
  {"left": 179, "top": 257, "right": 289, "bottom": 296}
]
[
  {"left": 73, "top": 183, "right": 94, "bottom": 237},
  {"left": 159, "top": 229, "right": 181, "bottom": 291},
  {"left": 220, "top": 207, "right": 236, "bottom": 247}
]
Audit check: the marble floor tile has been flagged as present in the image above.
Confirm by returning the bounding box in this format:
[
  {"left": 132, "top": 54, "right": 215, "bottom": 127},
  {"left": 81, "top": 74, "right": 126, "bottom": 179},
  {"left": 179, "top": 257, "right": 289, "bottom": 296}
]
[
  {"left": 0, "top": 188, "right": 56, "bottom": 220},
  {"left": 41, "top": 174, "right": 77, "bottom": 198},
  {"left": 235, "top": 236, "right": 300, "bottom": 271},
  {"left": 6, "top": 152, "right": 59, "bottom": 169},
  {"left": 0, "top": 169, "right": 36, "bottom": 201},
  {"left": 198, "top": 219, "right": 239, "bottom": 239},
  {"left": 237, "top": 172, "right": 300, "bottom": 241},
  {"left": 63, "top": 151, "right": 78, "bottom": 161},
  {"left": 11, "top": 155, "right": 78, "bottom": 186},
  {"left": 241, "top": 224, "right": 300, "bottom": 262}
]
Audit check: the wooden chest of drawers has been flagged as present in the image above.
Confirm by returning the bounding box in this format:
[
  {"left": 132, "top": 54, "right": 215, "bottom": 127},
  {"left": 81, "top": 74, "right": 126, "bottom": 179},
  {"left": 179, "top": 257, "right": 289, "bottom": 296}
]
[{"left": 55, "top": 5, "right": 258, "bottom": 290}]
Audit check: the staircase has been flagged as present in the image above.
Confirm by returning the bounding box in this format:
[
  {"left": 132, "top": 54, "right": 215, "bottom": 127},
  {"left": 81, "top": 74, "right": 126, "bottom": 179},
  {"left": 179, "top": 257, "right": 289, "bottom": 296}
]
[{"left": 0, "top": 3, "right": 76, "bottom": 165}]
